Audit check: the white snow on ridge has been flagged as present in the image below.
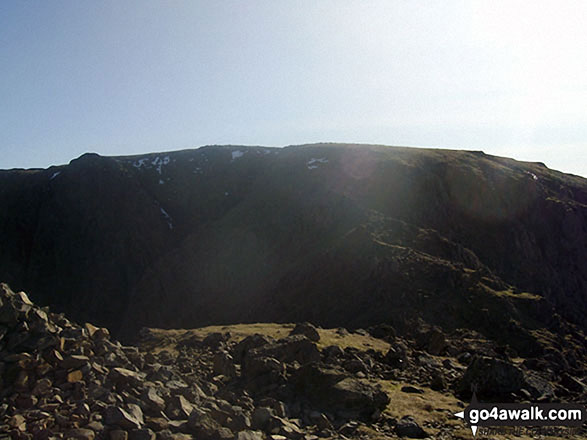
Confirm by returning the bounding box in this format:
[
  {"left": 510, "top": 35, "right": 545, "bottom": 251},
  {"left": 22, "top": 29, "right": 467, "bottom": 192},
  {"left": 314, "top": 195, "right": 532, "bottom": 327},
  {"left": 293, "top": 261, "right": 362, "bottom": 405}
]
[
  {"left": 160, "top": 207, "right": 173, "bottom": 230},
  {"left": 133, "top": 158, "right": 149, "bottom": 169},
  {"left": 152, "top": 156, "right": 170, "bottom": 174},
  {"left": 307, "top": 157, "right": 329, "bottom": 170},
  {"left": 50, "top": 171, "right": 61, "bottom": 180},
  {"left": 231, "top": 150, "right": 244, "bottom": 160},
  {"left": 132, "top": 155, "right": 171, "bottom": 175}
]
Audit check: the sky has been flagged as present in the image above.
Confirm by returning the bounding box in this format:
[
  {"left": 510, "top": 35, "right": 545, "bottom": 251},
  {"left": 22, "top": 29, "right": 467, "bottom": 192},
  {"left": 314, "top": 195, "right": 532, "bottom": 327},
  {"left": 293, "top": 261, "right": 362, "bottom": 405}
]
[{"left": 1, "top": 1, "right": 586, "bottom": 176}]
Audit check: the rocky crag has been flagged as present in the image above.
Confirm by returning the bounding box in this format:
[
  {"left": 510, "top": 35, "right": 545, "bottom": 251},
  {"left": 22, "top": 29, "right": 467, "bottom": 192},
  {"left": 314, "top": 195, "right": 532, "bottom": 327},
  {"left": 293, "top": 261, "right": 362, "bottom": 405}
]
[
  {"left": 0, "top": 144, "right": 586, "bottom": 342},
  {"left": 1, "top": 284, "right": 585, "bottom": 440}
]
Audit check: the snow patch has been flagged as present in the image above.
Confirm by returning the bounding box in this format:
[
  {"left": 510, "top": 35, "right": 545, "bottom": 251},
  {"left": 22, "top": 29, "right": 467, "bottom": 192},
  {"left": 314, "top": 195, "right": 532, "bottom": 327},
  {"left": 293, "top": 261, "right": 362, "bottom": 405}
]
[
  {"left": 307, "top": 157, "right": 329, "bottom": 169},
  {"left": 152, "top": 156, "right": 170, "bottom": 174},
  {"left": 160, "top": 207, "right": 173, "bottom": 230},
  {"left": 133, "top": 158, "right": 149, "bottom": 168},
  {"left": 159, "top": 179, "right": 164, "bottom": 184},
  {"left": 525, "top": 171, "right": 538, "bottom": 180},
  {"left": 50, "top": 171, "right": 61, "bottom": 180},
  {"left": 133, "top": 156, "right": 171, "bottom": 175},
  {"left": 231, "top": 150, "right": 244, "bottom": 160}
]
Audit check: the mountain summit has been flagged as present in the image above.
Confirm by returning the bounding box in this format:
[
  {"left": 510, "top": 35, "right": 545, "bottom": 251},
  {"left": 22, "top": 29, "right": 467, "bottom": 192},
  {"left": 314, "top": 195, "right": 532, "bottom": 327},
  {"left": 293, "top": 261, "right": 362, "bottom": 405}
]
[{"left": 1, "top": 144, "right": 585, "bottom": 347}]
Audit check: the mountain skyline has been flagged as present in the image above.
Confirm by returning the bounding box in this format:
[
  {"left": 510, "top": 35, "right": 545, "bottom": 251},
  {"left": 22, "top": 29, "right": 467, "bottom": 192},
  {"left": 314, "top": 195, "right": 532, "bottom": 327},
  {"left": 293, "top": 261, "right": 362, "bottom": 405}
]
[{"left": 2, "top": 1, "right": 586, "bottom": 177}]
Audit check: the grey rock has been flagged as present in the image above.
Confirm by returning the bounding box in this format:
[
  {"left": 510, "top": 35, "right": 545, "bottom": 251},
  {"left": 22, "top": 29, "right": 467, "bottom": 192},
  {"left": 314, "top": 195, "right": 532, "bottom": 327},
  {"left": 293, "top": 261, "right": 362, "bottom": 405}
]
[
  {"left": 242, "top": 356, "right": 286, "bottom": 391},
  {"left": 128, "top": 429, "right": 156, "bottom": 440},
  {"left": 295, "top": 364, "right": 389, "bottom": 419},
  {"left": 187, "top": 412, "right": 234, "bottom": 440},
  {"left": 202, "top": 332, "right": 229, "bottom": 349},
  {"left": 395, "top": 416, "right": 427, "bottom": 438},
  {"left": 212, "top": 351, "right": 237, "bottom": 377},
  {"left": 165, "top": 395, "right": 194, "bottom": 420},
  {"left": 60, "top": 355, "right": 91, "bottom": 370},
  {"left": 251, "top": 407, "right": 274, "bottom": 430},
  {"left": 237, "top": 431, "right": 265, "bottom": 440},
  {"left": 232, "top": 334, "right": 272, "bottom": 364},
  {"left": 248, "top": 335, "right": 320, "bottom": 366},
  {"left": 289, "top": 322, "right": 320, "bottom": 342},
  {"left": 105, "top": 405, "right": 144, "bottom": 430},
  {"left": 141, "top": 387, "right": 166, "bottom": 414},
  {"left": 108, "top": 367, "right": 145, "bottom": 388},
  {"left": 457, "top": 356, "right": 524, "bottom": 398}
]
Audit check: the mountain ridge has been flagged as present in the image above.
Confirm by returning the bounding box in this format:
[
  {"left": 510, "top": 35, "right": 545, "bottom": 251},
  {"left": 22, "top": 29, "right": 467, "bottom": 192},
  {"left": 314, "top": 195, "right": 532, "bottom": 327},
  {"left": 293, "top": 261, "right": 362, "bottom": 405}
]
[{"left": 1, "top": 144, "right": 585, "bottom": 350}]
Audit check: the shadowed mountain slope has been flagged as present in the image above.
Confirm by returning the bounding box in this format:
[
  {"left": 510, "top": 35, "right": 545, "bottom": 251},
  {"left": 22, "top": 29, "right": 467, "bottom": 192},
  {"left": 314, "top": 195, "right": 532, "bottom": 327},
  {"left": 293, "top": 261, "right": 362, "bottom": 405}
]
[{"left": 1, "top": 144, "right": 586, "bottom": 346}]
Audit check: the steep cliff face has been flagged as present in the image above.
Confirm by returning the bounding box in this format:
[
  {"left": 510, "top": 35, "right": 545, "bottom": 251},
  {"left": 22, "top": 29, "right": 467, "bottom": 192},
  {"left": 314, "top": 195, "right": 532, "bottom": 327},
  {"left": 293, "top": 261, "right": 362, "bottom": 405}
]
[{"left": 1, "top": 144, "right": 585, "bottom": 342}]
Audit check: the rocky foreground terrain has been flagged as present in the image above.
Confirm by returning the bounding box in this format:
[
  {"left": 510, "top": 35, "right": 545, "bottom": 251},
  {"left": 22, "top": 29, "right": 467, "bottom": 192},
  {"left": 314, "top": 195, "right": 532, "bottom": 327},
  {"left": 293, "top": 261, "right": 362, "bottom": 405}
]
[{"left": 1, "top": 284, "right": 585, "bottom": 440}]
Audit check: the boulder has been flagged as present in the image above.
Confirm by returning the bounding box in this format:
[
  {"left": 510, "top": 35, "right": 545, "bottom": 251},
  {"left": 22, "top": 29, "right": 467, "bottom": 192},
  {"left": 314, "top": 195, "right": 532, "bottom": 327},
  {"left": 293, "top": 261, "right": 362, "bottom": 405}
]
[
  {"left": 248, "top": 335, "right": 320, "bottom": 365},
  {"left": 242, "top": 356, "right": 286, "bottom": 391},
  {"left": 236, "top": 431, "right": 265, "bottom": 440},
  {"left": 0, "top": 285, "right": 33, "bottom": 325},
  {"left": 322, "top": 345, "right": 344, "bottom": 359},
  {"left": 295, "top": 364, "right": 389, "bottom": 419},
  {"left": 128, "top": 429, "right": 156, "bottom": 440},
  {"left": 457, "top": 356, "right": 524, "bottom": 399},
  {"left": 108, "top": 367, "right": 145, "bottom": 388},
  {"left": 187, "top": 412, "right": 234, "bottom": 440},
  {"left": 202, "top": 332, "right": 229, "bottom": 349},
  {"left": 289, "top": 322, "right": 320, "bottom": 342},
  {"left": 523, "top": 371, "right": 555, "bottom": 400},
  {"left": 415, "top": 327, "right": 447, "bottom": 355},
  {"left": 105, "top": 405, "right": 144, "bottom": 430},
  {"left": 165, "top": 395, "right": 194, "bottom": 420},
  {"left": 213, "top": 351, "right": 237, "bottom": 377},
  {"left": 141, "top": 387, "right": 166, "bottom": 414},
  {"left": 383, "top": 343, "right": 409, "bottom": 369},
  {"left": 367, "top": 324, "right": 396, "bottom": 340},
  {"left": 251, "top": 406, "right": 274, "bottom": 431},
  {"left": 232, "top": 334, "right": 272, "bottom": 364},
  {"left": 395, "top": 416, "right": 428, "bottom": 438}
]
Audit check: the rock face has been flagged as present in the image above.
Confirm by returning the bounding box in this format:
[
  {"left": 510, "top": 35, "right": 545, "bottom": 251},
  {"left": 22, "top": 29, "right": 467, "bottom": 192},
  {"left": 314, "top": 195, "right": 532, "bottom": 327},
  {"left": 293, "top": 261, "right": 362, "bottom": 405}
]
[{"left": 0, "top": 144, "right": 586, "bottom": 343}]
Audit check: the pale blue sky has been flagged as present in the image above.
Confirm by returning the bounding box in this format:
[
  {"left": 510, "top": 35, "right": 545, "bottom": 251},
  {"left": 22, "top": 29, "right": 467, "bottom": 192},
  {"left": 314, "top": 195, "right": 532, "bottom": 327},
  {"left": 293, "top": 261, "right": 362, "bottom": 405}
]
[{"left": 1, "top": 1, "right": 586, "bottom": 176}]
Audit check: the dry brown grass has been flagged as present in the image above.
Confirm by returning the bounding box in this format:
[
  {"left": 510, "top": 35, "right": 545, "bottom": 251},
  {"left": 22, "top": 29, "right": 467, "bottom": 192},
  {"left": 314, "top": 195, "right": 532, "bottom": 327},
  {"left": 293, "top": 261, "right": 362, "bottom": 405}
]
[{"left": 145, "top": 323, "right": 391, "bottom": 354}]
